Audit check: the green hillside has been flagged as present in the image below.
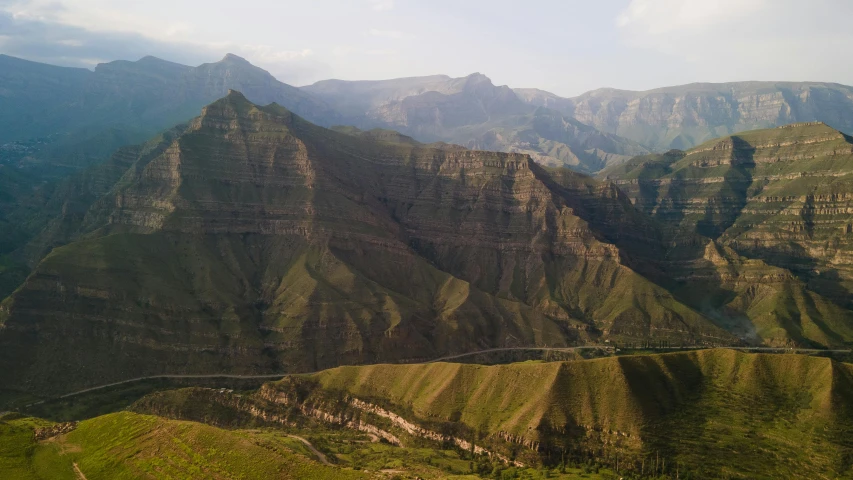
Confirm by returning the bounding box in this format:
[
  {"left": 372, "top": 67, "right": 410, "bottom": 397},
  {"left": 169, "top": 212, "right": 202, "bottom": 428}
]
[
  {"left": 307, "top": 349, "right": 853, "bottom": 478},
  {"left": 123, "top": 349, "right": 853, "bottom": 479},
  {"left": 0, "top": 412, "right": 368, "bottom": 480}
]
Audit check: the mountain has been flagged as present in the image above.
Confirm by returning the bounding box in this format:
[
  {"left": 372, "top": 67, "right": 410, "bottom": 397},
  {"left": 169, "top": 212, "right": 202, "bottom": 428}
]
[
  {"left": 601, "top": 122, "right": 853, "bottom": 311},
  {"left": 0, "top": 53, "right": 343, "bottom": 285},
  {"left": 0, "top": 91, "right": 719, "bottom": 396},
  {"left": 515, "top": 82, "right": 853, "bottom": 151},
  {"left": 130, "top": 349, "right": 853, "bottom": 479},
  {"left": 303, "top": 73, "right": 649, "bottom": 173},
  {"left": 0, "top": 53, "right": 339, "bottom": 176},
  {"left": 2, "top": 93, "right": 852, "bottom": 398}
]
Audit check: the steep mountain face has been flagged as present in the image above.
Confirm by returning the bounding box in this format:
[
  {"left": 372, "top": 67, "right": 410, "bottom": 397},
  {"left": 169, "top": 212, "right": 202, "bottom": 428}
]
[
  {"left": 516, "top": 82, "right": 853, "bottom": 151},
  {"left": 0, "top": 92, "right": 743, "bottom": 396},
  {"left": 304, "top": 74, "right": 648, "bottom": 173},
  {"left": 602, "top": 122, "right": 853, "bottom": 313}
]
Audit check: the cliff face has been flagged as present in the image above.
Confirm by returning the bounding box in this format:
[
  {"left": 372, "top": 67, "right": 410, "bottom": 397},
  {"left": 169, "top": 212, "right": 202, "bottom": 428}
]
[
  {"left": 304, "top": 74, "right": 649, "bottom": 173},
  {"left": 602, "top": 122, "right": 853, "bottom": 339},
  {"left": 517, "top": 82, "right": 853, "bottom": 151}
]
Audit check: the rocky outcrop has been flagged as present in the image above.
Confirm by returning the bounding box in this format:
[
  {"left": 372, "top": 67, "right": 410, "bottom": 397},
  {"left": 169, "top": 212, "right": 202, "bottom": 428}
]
[{"left": 33, "top": 422, "right": 78, "bottom": 440}]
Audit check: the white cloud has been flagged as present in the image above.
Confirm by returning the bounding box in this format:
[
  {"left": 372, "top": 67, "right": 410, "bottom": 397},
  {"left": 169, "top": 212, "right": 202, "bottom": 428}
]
[
  {"left": 617, "top": 0, "right": 766, "bottom": 35},
  {"left": 368, "top": 0, "right": 394, "bottom": 11},
  {"left": 366, "top": 48, "right": 397, "bottom": 56},
  {"left": 56, "top": 38, "right": 83, "bottom": 47},
  {"left": 238, "top": 45, "right": 313, "bottom": 63},
  {"left": 368, "top": 28, "right": 403, "bottom": 39},
  {"left": 615, "top": 0, "right": 853, "bottom": 85},
  {"left": 3, "top": 0, "right": 194, "bottom": 39}
]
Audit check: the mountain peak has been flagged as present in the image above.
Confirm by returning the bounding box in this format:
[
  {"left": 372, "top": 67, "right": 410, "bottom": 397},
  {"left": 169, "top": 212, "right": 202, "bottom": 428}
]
[
  {"left": 465, "top": 72, "right": 491, "bottom": 83},
  {"left": 137, "top": 55, "right": 167, "bottom": 63},
  {"left": 225, "top": 88, "right": 248, "bottom": 99},
  {"left": 220, "top": 53, "right": 250, "bottom": 64}
]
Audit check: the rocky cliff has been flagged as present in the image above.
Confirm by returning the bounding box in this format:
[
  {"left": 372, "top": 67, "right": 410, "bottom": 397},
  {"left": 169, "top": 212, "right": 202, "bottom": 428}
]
[
  {"left": 516, "top": 82, "right": 853, "bottom": 152},
  {"left": 602, "top": 122, "right": 853, "bottom": 331}
]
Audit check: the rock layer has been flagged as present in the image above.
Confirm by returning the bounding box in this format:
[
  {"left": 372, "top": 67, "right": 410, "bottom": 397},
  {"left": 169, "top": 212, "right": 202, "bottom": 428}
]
[{"left": 602, "top": 122, "right": 853, "bottom": 343}]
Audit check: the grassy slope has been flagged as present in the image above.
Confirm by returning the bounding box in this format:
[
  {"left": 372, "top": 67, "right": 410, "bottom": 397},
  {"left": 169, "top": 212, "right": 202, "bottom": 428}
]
[
  {"left": 0, "top": 411, "right": 367, "bottom": 480},
  {"left": 307, "top": 349, "right": 853, "bottom": 478}
]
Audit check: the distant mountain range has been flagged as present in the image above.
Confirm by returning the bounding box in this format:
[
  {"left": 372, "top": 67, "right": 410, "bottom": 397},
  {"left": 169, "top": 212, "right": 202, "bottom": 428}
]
[
  {"left": 516, "top": 82, "right": 853, "bottom": 151},
  {"left": 0, "top": 53, "right": 340, "bottom": 176},
  {"left": 4, "top": 53, "right": 853, "bottom": 177},
  {"left": 303, "top": 73, "right": 649, "bottom": 173}
]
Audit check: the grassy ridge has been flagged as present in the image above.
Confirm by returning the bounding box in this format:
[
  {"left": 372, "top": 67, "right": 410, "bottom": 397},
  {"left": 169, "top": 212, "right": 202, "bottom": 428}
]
[
  {"left": 0, "top": 412, "right": 367, "bottom": 480},
  {"left": 305, "top": 349, "right": 853, "bottom": 478}
]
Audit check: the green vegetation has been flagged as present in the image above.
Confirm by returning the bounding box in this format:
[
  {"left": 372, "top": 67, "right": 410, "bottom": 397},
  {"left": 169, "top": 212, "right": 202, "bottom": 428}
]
[
  {"left": 0, "top": 412, "right": 367, "bottom": 480},
  {"left": 3, "top": 350, "right": 852, "bottom": 478},
  {"left": 296, "top": 349, "right": 853, "bottom": 479}
]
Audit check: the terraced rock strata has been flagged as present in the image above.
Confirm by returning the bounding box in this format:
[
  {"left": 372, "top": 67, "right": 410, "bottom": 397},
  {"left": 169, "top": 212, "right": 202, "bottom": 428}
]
[{"left": 602, "top": 122, "right": 853, "bottom": 316}]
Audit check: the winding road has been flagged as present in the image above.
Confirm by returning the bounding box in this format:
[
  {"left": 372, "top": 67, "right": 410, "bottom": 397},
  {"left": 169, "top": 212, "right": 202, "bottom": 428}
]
[
  {"left": 20, "top": 345, "right": 850, "bottom": 409},
  {"left": 286, "top": 434, "right": 331, "bottom": 465}
]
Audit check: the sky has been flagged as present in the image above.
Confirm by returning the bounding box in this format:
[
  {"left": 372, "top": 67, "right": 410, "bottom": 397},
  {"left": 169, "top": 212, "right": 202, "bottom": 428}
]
[{"left": 1, "top": 0, "right": 853, "bottom": 97}]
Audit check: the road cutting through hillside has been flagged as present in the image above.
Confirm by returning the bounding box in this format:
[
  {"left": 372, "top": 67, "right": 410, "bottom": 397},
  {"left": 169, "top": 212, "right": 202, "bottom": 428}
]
[
  {"left": 19, "top": 346, "right": 850, "bottom": 409},
  {"left": 287, "top": 434, "right": 331, "bottom": 465}
]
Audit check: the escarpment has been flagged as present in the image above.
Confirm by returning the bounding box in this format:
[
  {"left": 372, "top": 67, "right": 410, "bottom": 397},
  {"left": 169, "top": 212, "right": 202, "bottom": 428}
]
[{"left": 601, "top": 123, "right": 853, "bottom": 324}]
